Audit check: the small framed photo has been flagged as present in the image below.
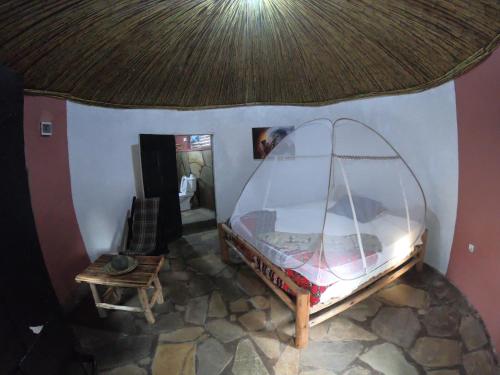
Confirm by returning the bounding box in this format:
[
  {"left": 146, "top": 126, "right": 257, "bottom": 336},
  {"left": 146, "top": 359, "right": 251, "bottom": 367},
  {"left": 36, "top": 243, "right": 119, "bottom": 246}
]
[{"left": 40, "top": 121, "right": 52, "bottom": 136}]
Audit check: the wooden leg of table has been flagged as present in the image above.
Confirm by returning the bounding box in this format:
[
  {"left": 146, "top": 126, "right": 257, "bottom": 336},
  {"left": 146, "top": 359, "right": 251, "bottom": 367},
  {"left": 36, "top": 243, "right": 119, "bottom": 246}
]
[
  {"left": 416, "top": 229, "right": 428, "bottom": 272},
  {"left": 294, "top": 291, "right": 310, "bottom": 349},
  {"left": 89, "top": 284, "right": 107, "bottom": 318},
  {"left": 153, "top": 275, "right": 164, "bottom": 304},
  {"left": 218, "top": 223, "right": 230, "bottom": 264},
  {"left": 138, "top": 288, "right": 155, "bottom": 324}
]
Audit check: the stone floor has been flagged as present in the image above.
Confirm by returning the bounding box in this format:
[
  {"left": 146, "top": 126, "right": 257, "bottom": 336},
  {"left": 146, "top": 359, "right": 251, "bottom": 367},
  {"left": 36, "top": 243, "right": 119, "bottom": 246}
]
[
  {"left": 70, "top": 229, "right": 499, "bottom": 375},
  {"left": 181, "top": 208, "right": 216, "bottom": 225},
  {"left": 181, "top": 208, "right": 217, "bottom": 235}
]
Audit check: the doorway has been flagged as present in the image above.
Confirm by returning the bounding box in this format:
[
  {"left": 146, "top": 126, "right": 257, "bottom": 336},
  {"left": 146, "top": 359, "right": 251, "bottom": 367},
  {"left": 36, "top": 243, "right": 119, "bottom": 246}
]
[{"left": 175, "top": 134, "right": 217, "bottom": 234}]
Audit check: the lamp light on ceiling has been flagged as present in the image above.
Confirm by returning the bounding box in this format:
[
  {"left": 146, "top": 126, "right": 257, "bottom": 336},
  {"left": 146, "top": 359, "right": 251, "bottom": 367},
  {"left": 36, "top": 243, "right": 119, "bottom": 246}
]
[{"left": 246, "top": 0, "right": 262, "bottom": 7}]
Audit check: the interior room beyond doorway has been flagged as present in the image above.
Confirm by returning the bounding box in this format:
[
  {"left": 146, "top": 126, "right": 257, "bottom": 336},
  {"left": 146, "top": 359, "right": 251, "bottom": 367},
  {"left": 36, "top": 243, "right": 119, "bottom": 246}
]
[{"left": 176, "top": 134, "right": 216, "bottom": 234}]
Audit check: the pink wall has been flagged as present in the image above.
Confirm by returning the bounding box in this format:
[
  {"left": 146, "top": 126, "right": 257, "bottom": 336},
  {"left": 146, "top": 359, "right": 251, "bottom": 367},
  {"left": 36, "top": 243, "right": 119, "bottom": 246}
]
[
  {"left": 447, "top": 48, "right": 500, "bottom": 351},
  {"left": 24, "top": 96, "right": 89, "bottom": 307}
]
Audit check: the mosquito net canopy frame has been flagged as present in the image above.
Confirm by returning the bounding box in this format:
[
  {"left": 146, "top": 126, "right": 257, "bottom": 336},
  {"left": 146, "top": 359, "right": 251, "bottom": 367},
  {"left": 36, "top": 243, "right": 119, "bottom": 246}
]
[{"left": 230, "top": 118, "right": 427, "bottom": 286}]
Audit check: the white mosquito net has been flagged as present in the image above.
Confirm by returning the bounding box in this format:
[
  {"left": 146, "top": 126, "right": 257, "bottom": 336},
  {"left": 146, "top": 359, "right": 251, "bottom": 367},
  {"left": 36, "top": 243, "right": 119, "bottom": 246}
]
[{"left": 230, "top": 118, "right": 426, "bottom": 286}]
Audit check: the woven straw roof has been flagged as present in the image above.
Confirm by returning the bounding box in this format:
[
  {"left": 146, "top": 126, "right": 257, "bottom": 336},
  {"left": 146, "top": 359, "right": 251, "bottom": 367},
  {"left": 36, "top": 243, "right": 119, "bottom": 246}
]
[{"left": 0, "top": 1, "right": 498, "bottom": 108}]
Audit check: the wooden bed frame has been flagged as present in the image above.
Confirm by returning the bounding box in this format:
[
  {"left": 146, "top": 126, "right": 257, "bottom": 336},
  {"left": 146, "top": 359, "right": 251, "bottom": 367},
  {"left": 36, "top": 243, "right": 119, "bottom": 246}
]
[{"left": 218, "top": 223, "right": 427, "bottom": 348}]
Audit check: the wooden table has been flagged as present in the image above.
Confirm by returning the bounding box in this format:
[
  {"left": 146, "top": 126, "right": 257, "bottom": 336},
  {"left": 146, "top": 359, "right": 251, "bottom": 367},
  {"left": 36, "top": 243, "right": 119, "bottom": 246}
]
[{"left": 75, "top": 255, "right": 165, "bottom": 324}]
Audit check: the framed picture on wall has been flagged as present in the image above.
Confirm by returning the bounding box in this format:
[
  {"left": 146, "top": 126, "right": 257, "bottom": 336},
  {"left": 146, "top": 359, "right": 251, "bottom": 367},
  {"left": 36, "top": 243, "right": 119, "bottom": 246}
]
[{"left": 252, "top": 126, "right": 295, "bottom": 159}]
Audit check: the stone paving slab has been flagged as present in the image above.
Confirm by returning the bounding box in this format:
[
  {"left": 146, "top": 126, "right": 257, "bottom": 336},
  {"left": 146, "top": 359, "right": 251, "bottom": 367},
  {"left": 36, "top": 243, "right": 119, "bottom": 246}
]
[
  {"left": 274, "top": 345, "right": 300, "bottom": 375},
  {"left": 185, "top": 295, "right": 209, "bottom": 325},
  {"left": 197, "top": 338, "right": 233, "bottom": 375},
  {"left": 237, "top": 268, "right": 266, "bottom": 296},
  {"left": 300, "top": 370, "right": 337, "bottom": 375},
  {"left": 159, "top": 270, "right": 193, "bottom": 283},
  {"left": 426, "top": 370, "right": 460, "bottom": 375},
  {"left": 371, "top": 307, "right": 420, "bottom": 348},
  {"left": 463, "top": 350, "right": 495, "bottom": 375},
  {"left": 206, "top": 319, "right": 245, "bottom": 343},
  {"left": 134, "top": 311, "right": 185, "bottom": 334},
  {"left": 187, "top": 275, "right": 215, "bottom": 297},
  {"left": 376, "top": 284, "right": 430, "bottom": 309},
  {"left": 250, "top": 296, "right": 270, "bottom": 310},
  {"left": 250, "top": 331, "right": 281, "bottom": 360},
  {"left": 101, "top": 364, "right": 147, "bottom": 375},
  {"left": 101, "top": 310, "right": 138, "bottom": 334},
  {"left": 422, "top": 305, "right": 460, "bottom": 337},
  {"left": 410, "top": 337, "right": 462, "bottom": 367},
  {"left": 342, "top": 366, "right": 373, "bottom": 375},
  {"left": 89, "top": 333, "right": 153, "bottom": 369},
  {"left": 232, "top": 339, "right": 270, "bottom": 375},
  {"left": 340, "top": 298, "right": 381, "bottom": 322},
  {"left": 164, "top": 281, "right": 190, "bottom": 305},
  {"left": 360, "top": 343, "right": 418, "bottom": 375},
  {"left": 238, "top": 310, "right": 267, "bottom": 331},
  {"left": 460, "top": 315, "right": 488, "bottom": 351},
  {"left": 187, "top": 254, "right": 226, "bottom": 276},
  {"left": 301, "top": 341, "right": 363, "bottom": 372},
  {"left": 230, "top": 298, "right": 249, "bottom": 313},
  {"left": 168, "top": 257, "right": 186, "bottom": 272},
  {"left": 152, "top": 343, "right": 195, "bottom": 375},
  {"left": 270, "top": 296, "right": 293, "bottom": 327},
  {"left": 208, "top": 291, "right": 228, "bottom": 318},
  {"left": 342, "top": 365, "right": 373, "bottom": 375},
  {"left": 215, "top": 276, "right": 244, "bottom": 302},
  {"left": 326, "top": 317, "right": 378, "bottom": 342},
  {"left": 159, "top": 327, "right": 204, "bottom": 342}
]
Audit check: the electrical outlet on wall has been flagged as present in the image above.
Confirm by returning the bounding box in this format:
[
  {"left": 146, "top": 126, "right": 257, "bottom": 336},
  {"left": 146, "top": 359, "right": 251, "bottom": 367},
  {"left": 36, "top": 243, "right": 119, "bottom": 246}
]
[{"left": 468, "top": 243, "right": 476, "bottom": 254}]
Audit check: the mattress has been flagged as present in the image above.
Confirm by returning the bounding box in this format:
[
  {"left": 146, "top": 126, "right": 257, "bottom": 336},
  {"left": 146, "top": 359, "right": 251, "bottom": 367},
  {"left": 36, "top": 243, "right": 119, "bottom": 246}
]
[
  {"left": 318, "top": 247, "right": 418, "bottom": 303},
  {"left": 234, "top": 234, "right": 420, "bottom": 306},
  {"left": 231, "top": 201, "right": 423, "bottom": 287}
]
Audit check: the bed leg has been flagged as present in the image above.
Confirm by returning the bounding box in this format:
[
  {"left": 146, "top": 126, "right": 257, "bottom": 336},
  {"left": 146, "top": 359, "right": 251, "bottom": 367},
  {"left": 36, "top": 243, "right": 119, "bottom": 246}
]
[
  {"left": 416, "top": 229, "right": 428, "bottom": 272},
  {"left": 294, "top": 291, "right": 310, "bottom": 349},
  {"left": 218, "top": 223, "right": 230, "bottom": 264}
]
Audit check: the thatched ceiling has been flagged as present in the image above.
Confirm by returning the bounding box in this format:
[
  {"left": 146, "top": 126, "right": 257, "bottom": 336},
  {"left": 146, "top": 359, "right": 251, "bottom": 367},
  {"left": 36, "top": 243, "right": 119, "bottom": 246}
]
[{"left": 0, "top": 1, "right": 498, "bottom": 108}]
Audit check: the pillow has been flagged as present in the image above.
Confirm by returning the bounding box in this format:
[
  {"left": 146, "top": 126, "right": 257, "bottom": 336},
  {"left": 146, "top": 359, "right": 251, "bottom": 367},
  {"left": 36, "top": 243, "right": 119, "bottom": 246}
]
[{"left": 329, "top": 195, "right": 385, "bottom": 223}]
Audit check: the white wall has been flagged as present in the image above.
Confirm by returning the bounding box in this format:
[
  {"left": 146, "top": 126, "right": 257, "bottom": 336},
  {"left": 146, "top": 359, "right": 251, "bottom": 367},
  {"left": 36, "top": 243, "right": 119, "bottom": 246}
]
[{"left": 67, "top": 82, "right": 458, "bottom": 274}]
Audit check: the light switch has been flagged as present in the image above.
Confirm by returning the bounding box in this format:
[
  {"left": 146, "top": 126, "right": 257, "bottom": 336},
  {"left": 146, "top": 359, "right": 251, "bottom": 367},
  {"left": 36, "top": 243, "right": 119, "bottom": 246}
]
[{"left": 40, "top": 121, "right": 52, "bottom": 136}]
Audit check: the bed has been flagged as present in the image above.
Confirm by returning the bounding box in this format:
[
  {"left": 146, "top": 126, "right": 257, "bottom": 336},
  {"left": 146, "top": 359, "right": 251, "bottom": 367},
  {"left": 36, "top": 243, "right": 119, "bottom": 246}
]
[
  {"left": 220, "top": 118, "right": 428, "bottom": 348},
  {"left": 219, "top": 220, "right": 427, "bottom": 348}
]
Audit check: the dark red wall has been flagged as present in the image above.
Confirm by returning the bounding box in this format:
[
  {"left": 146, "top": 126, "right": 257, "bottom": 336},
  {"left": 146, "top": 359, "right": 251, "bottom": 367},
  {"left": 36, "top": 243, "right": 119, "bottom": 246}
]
[
  {"left": 24, "top": 96, "right": 89, "bottom": 307},
  {"left": 447, "top": 48, "right": 500, "bottom": 351}
]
